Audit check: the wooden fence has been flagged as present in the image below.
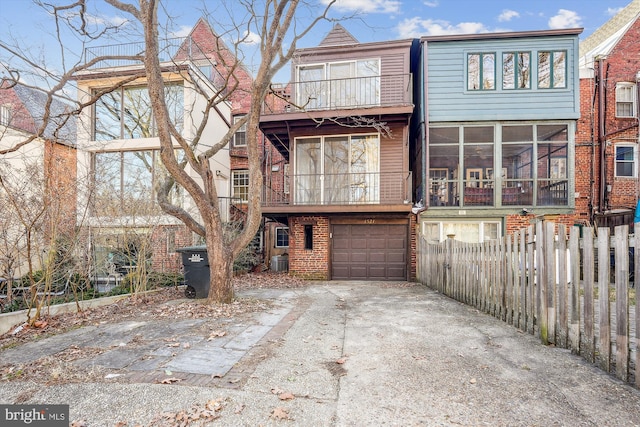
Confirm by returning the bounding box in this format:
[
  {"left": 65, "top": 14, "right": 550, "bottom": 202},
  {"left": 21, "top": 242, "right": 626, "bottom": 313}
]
[{"left": 417, "top": 221, "right": 639, "bottom": 388}]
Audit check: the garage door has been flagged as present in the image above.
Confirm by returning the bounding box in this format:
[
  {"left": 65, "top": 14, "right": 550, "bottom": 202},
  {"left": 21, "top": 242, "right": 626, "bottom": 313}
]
[{"left": 331, "top": 223, "right": 407, "bottom": 280}]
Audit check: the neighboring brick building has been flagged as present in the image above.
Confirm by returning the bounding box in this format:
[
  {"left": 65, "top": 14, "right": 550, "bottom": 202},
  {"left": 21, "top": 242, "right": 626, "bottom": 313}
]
[
  {"left": 0, "top": 82, "right": 77, "bottom": 276},
  {"left": 574, "top": 0, "right": 640, "bottom": 229}
]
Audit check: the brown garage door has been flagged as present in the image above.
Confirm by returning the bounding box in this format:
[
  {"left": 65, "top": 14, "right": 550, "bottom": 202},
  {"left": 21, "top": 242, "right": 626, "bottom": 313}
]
[{"left": 331, "top": 223, "right": 407, "bottom": 280}]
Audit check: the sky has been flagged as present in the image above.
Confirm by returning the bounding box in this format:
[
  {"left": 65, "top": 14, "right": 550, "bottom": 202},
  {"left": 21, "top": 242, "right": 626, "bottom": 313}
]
[{"left": 0, "top": 0, "right": 634, "bottom": 85}]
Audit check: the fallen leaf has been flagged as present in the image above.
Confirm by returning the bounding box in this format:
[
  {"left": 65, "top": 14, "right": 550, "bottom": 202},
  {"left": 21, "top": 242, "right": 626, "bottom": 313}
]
[
  {"left": 271, "top": 386, "right": 285, "bottom": 395},
  {"left": 207, "top": 330, "right": 227, "bottom": 340},
  {"left": 271, "top": 407, "right": 290, "bottom": 420},
  {"left": 183, "top": 342, "right": 191, "bottom": 349},
  {"left": 469, "top": 378, "right": 477, "bottom": 384},
  {"left": 159, "top": 377, "right": 182, "bottom": 384},
  {"left": 34, "top": 320, "right": 48, "bottom": 328},
  {"left": 167, "top": 343, "right": 180, "bottom": 348},
  {"left": 278, "top": 392, "right": 295, "bottom": 401},
  {"left": 234, "top": 404, "right": 245, "bottom": 414},
  {"left": 336, "top": 357, "right": 347, "bottom": 364}
]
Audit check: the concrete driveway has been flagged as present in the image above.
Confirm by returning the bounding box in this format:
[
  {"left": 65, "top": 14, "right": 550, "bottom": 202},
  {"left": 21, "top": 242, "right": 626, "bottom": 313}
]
[{"left": 1, "top": 281, "right": 640, "bottom": 426}]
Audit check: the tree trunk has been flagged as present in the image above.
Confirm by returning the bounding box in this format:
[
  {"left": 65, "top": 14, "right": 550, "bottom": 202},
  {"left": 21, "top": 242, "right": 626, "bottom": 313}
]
[{"left": 204, "top": 225, "right": 234, "bottom": 304}]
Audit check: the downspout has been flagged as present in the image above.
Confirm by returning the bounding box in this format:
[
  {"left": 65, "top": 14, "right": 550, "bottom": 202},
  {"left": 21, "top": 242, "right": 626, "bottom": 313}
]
[
  {"left": 422, "top": 39, "right": 429, "bottom": 208},
  {"left": 597, "top": 56, "right": 607, "bottom": 213}
]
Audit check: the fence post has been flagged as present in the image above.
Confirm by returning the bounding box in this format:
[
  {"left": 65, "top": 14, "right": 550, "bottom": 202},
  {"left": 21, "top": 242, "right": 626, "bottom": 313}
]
[
  {"left": 597, "top": 227, "right": 610, "bottom": 372},
  {"left": 583, "top": 226, "right": 595, "bottom": 363},
  {"left": 569, "top": 226, "right": 581, "bottom": 354},
  {"left": 444, "top": 234, "right": 454, "bottom": 296},
  {"left": 557, "top": 224, "right": 568, "bottom": 348},
  {"left": 614, "top": 225, "right": 629, "bottom": 382},
  {"left": 536, "top": 221, "right": 548, "bottom": 344},
  {"left": 544, "top": 221, "right": 556, "bottom": 345}
]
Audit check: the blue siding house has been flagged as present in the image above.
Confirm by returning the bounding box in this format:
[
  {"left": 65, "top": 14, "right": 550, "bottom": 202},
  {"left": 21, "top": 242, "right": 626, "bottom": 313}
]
[{"left": 412, "top": 29, "right": 582, "bottom": 242}]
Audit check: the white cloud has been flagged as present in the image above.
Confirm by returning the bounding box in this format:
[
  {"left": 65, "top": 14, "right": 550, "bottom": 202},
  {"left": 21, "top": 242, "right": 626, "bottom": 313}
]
[
  {"left": 397, "top": 17, "right": 488, "bottom": 38},
  {"left": 424, "top": 1, "right": 438, "bottom": 7},
  {"left": 170, "top": 25, "right": 193, "bottom": 38},
  {"left": 242, "top": 31, "right": 261, "bottom": 45},
  {"left": 321, "top": 0, "right": 401, "bottom": 14},
  {"left": 607, "top": 7, "right": 623, "bottom": 16},
  {"left": 548, "top": 9, "right": 582, "bottom": 29},
  {"left": 498, "top": 9, "right": 519, "bottom": 22}
]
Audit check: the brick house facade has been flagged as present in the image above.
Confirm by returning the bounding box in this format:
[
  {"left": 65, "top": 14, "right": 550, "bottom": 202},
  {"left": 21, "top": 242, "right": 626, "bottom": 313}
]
[{"left": 574, "top": 2, "right": 640, "bottom": 229}]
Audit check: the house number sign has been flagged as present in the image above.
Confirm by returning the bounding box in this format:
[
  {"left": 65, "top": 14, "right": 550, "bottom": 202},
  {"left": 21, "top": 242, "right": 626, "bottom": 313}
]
[{"left": 364, "top": 219, "right": 376, "bottom": 224}]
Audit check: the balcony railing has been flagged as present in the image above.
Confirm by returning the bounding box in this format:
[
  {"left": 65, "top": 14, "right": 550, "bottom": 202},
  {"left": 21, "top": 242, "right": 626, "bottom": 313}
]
[
  {"left": 262, "top": 171, "right": 412, "bottom": 207},
  {"left": 83, "top": 38, "right": 222, "bottom": 82},
  {"left": 262, "top": 74, "right": 412, "bottom": 115}
]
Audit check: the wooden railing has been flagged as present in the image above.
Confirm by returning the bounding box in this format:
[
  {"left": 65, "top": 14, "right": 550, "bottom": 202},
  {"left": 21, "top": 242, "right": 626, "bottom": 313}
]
[{"left": 417, "top": 221, "right": 639, "bottom": 388}]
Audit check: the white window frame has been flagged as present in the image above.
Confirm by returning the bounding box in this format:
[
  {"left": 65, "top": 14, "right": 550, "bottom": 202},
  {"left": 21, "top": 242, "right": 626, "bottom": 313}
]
[
  {"left": 233, "top": 115, "right": 247, "bottom": 147},
  {"left": 614, "top": 144, "right": 637, "bottom": 178},
  {"left": 0, "top": 105, "right": 10, "bottom": 126},
  {"left": 615, "top": 82, "right": 637, "bottom": 118},
  {"left": 232, "top": 169, "right": 250, "bottom": 202},
  {"left": 275, "top": 226, "right": 289, "bottom": 248}
]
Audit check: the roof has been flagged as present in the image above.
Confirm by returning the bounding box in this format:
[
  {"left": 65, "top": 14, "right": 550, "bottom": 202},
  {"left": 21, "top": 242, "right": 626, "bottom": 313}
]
[
  {"left": 319, "top": 24, "right": 359, "bottom": 46},
  {"left": 1, "top": 83, "right": 76, "bottom": 145},
  {"left": 579, "top": 0, "right": 640, "bottom": 68}
]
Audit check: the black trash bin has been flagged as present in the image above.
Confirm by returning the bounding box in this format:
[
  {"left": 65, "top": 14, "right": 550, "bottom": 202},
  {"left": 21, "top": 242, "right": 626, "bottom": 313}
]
[{"left": 176, "top": 245, "right": 210, "bottom": 298}]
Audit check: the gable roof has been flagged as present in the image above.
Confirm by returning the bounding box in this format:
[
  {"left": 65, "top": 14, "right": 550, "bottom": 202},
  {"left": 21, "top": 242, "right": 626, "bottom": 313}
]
[
  {"left": 319, "top": 24, "right": 359, "bottom": 46},
  {"left": 579, "top": 0, "right": 640, "bottom": 68},
  {"left": 0, "top": 82, "right": 76, "bottom": 145}
]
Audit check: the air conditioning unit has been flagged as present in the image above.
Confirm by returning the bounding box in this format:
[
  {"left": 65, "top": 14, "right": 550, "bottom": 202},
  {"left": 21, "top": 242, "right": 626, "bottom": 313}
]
[{"left": 270, "top": 255, "right": 289, "bottom": 272}]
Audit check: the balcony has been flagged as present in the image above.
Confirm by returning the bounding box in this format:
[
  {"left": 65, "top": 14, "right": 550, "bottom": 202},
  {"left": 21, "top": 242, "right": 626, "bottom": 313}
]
[
  {"left": 261, "top": 73, "right": 412, "bottom": 115},
  {"left": 83, "top": 37, "right": 221, "bottom": 82},
  {"left": 262, "top": 171, "right": 413, "bottom": 216}
]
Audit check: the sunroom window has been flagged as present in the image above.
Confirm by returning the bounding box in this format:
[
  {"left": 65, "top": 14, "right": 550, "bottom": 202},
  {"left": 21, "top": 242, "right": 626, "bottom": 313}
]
[{"left": 428, "top": 123, "right": 570, "bottom": 208}]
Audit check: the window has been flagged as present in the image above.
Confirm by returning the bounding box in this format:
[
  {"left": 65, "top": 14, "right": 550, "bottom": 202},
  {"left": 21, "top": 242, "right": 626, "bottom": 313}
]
[
  {"left": 297, "top": 59, "right": 380, "bottom": 110},
  {"left": 232, "top": 170, "right": 249, "bottom": 201},
  {"left": 503, "top": 52, "right": 530, "bottom": 89},
  {"left": 422, "top": 220, "right": 501, "bottom": 243},
  {"left": 616, "top": 83, "right": 637, "bottom": 118},
  {"left": 538, "top": 51, "right": 566, "bottom": 89},
  {"left": 428, "top": 123, "right": 570, "bottom": 208},
  {"left": 233, "top": 115, "right": 247, "bottom": 147},
  {"left": 92, "top": 149, "right": 184, "bottom": 216},
  {"left": 304, "top": 224, "right": 313, "bottom": 250},
  {"left": 275, "top": 227, "right": 289, "bottom": 248},
  {"left": 0, "top": 105, "right": 10, "bottom": 126},
  {"left": 294, "top": 134, "right": 379, "bottom": 205},
  {"left": 615, "top": 145, "right": 636, "bottom": 177},
  {"left": 467, "top": 53, "right": 495, "bottom": 90},
  {"left": 93, "top": 83, "right": 184, "bottom": 141}
]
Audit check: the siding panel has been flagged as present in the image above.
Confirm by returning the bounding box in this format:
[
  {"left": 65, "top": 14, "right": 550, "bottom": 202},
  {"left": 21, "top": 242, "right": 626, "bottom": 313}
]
[{"left": 426, "top": 35, "right": 580, "bottom": 122}]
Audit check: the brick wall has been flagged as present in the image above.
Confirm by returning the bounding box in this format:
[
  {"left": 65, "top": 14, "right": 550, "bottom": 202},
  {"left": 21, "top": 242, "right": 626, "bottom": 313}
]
[
  {"left": 571, "top": 18, "right": 640, "bottom": 225},
  {"left": 150, "top": 225, "right": 194, "bottom": 273},
  {"left": 288, "top": 216, "right": 329, "bottom": 280}
]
